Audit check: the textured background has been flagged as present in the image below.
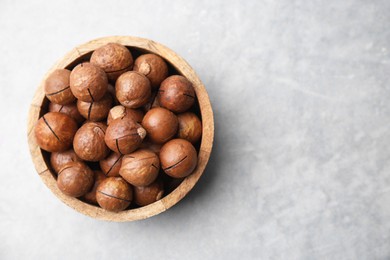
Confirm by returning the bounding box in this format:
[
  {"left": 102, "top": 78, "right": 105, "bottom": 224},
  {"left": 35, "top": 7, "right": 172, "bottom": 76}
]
[{"left": 1, "top": 0, "right": 390, "bottom": 259}]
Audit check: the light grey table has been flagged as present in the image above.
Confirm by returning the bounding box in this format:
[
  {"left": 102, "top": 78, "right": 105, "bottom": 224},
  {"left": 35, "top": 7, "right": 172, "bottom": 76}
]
[{"left": 1, "top": 0, "right": 390, "bottom": 259}]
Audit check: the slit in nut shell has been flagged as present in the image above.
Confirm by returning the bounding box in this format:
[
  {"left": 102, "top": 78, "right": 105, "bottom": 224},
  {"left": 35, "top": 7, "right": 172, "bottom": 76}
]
[
  {"left": 57, "top": 161, "right": 94, "bottom": 198},
  {"left": 119, "top": 149, "right": 160, "bottom": 187},
  {"left": 157, "top": 75, "right": 195, "bottom": 113},
  {"left": 96, "top": 177, "right": 133, "bottom": 212},
  {"left": 34, "top": 112, "right": 78, "bottom": 152},
  {"left": 160, "top": 139, "right": 198, "bottom": 178},
  {"left": 69, "top": 62, "right": 108, "bottom": 102},
  {"left": 90, "top": 43, "right": 133, "bottom": 81},
  {"left": 105, "top": 117, "right": 146, "bottom": 154},
  {"left": 99, "top": 152, "right": 123, "bottom": 177},
  {"left": 44, "top": 69, "right": 75, "bottom": 105}
]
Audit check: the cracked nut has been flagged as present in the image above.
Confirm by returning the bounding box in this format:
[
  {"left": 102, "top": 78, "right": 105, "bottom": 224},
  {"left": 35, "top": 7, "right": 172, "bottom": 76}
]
[
  {"left": 44, "top": 69, "right": 75, "bottom": 105},
  {"left": 50, "top": 149, "right": 82, "bottom": 174},
  {"left": 96, "top": 177, "right": 133, "bottom": 212},
  {"left": 119, "top": 149, "right": 160, "bottom": 187},
  {"left": 105, "top": 117, "right": 146, "bottom": 154},
  {"left": 90, "top": 43, "right": 133, "bottom": 81},
  {"left": 160, "top": 139, "right": 197, "bottom": 178},
  {"left": 70, "top": 62, "right": 108, "bottom": 102},
  {"left": 34, "top": 112, "right": 78, "bottom": 152},
  {"left": 142, "top": 107, "right": 178, "bottom": 144},
  {"left": 73, "top": 122, "right": 110, "bottom": 161},
  {"left": 77, "top": 93, "right": 113, "bottom": 122},
  {"left": 99, "top": 152, "right": 123, "bottom": 177},
  {"left": 116, "top": 71, "right": 151, "bottom": 108},
  {"left": 57, "top": 161, "right": 94, "bottom": 197},
  {"left": 134, "top": 178, "right": 164, "bottom": 206},
  {"left": 134, "top": 54, "right": 168, "bottom": 88},
  {"left": 157, "top": 75, "right": 195, "bottom": 113}
]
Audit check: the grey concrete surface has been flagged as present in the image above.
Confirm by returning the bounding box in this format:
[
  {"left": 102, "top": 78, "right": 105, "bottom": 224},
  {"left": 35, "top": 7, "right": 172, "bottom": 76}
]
[{"left": 1, "top": 0, "right": 390, "bottom": 259}]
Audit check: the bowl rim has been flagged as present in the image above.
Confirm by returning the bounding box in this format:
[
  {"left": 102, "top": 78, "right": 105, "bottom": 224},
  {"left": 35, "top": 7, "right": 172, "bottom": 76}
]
[{"left": 27, "top": 36, "right": 214, "bottom": 222}]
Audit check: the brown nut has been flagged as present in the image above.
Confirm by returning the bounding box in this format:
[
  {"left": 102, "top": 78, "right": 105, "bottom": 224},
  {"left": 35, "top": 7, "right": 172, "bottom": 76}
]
[
  {"left": 142, "top": 107, "right": 178, "bottom": 144},
  {"left": 160, "top": 139, "right": 198, "bottom": 178},
  {"left": 57, "top": 161, "right": 94, "bottom": 197},
  {"left": 133, "top": 54, "right": 168, "bottom": 88},
  {"left": 77, "top": 93, "right": 113, "bottom": 122},
  {"left": 119, "top": 149, "right": 160, "bottom": 187},
  {"left": 96, "top": 177, "right": 133, "bottom": 212},
  {"left": 50, "top": 149, "right": 82, "bottom": 174},
  {"left": 116, "top": 71, "right": 151, "bottom": 108},
  {"left": 48, "top": 102, "right": 85, "bottom": 125},
  {"left": 34, "top": 112, "right": 78, "bottom": 152},
  {"left": 177, "top": 112, "right": 202, "bottom": 144},
  {"left": 107, "top": 105, "right": 144, "bottom": 125},
  {"left": 82, "top": 171, "right": 107, "bottom": 205},
  {"left": 44, "top": 69, "right": 75, "bottom": 105},
  {"left": 99, "top": 152, "right": 123, "bottom": 177},
  {"left": 70, "top": 62, "right": 108, "bottom": 102},
  {"left": 90, "top": 43, "right": 133, "bottom": 81},
  {"left": 134, "top": 179, "right": 164, "bottom": 206},
  {"left": 158, "top": 75, "right": 195, "bottom": 113},
  {"left": 105, "top": 117, "right": 146, "bottom": 154},
  {"left": 73, "top": 122, "right": 110, "bottom": 161}
]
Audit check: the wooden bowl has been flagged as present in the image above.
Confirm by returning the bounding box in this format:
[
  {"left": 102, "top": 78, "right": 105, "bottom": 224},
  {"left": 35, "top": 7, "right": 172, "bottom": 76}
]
[{"left": 27, "top": 36, "right": 214, "bottom": 222}]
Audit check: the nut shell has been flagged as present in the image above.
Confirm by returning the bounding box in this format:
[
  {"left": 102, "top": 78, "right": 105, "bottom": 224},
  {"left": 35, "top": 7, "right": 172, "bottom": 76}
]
[
  {"left": 160, "top": 139, "right": 198, "bottom": 178},
  {"left": 77, "top": 93, "right": 113, "bottom": 121},
  {"left": 158, "top": 75, "right": 195, "bottom": 113},
  {"left": 90, "top": 43, "right": 133, "bottom": 81},
  {"left": 44, "top": 69, "right": 75, "bottom": 105},
  {"left": 105, "top": 117, "right": 146, "bottom": 154},
  {"left": 57, "top": 161, "right": 94, "bottom": 197},
  {"left": 50, "top": 149, "right": 82, "bottom": 174},
  {"left": 134, "top": 179, "right": 164, "bottom": 206},
  {"left": 73, "top": 122, "right": 110, "bottom": 161},
  {"left": 119, "top": 149, "right": 160, "bottom": 187},
  {"left": 133, "top": 54, "right": 168, "bottom": 88},
  {"left": 82, "top": 171, "right": 107, "bottom": 205},
  {"left": 116, "top": 71, "right": 151, "bottom": 108},
  {"left": 48, "top": 102, "right": 85, "bottom": 125},
  {"left": 70, "top": 62, "right": 108, "bottom": 102},
  {"left": 107, "top": 105, "right": 144, "bottom": 125},
  {"left": 177, "top": 112, "right": 202, "bottom": 144},
  {"left": 34, "top": 112, "right": 78, "bottom": 152},
  {"left": 142, "top": 107, "right": 178, "bottom": 144},
  {"left": 99, "top": 152, "right": 123, "bottom": 177},
  {"left": 96, "top": 177, "right": 133, "bottom": 212}
]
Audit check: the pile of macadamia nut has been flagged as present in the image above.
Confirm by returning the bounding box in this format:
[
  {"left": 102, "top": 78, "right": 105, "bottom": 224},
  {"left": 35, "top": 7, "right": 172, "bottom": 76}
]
[{"left": 34, "top": 43, "right": 202, "bottom": 212}]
